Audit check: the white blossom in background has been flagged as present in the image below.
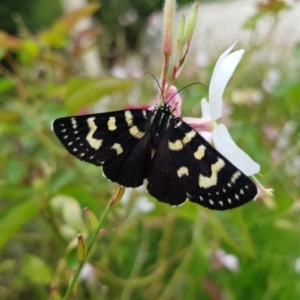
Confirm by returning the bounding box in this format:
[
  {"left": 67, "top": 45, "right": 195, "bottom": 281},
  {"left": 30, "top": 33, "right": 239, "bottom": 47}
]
[
  {"left": 262, "top": 68, "right": 280, "bottom": 93},
  {"left": 121, "top": 188, "right": 155, "bottom": 214},
  {"left": 209, "top": 249, "right": 239, "bottom": 272},
  {"left": 214, "top": 249, "right": 239, "bottom": 271},
  {"left": 79, "top": 263, "right": 98, "bottom": 288},
  {"left": 295, "top": 257, "right": 300, "bottom": 274}
]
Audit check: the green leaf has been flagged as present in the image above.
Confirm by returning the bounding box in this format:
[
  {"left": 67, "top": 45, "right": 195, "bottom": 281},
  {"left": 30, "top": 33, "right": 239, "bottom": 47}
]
[
  {"left": 4, "top": 157, "right": 26, "bottom": 184},
  {"left": 51, "top": 170, "right": 77, "bottom": 193},
  {"left": 0, "top": 77, "right": 14, "bottom": 94},
  {"left": 0, "top": 109, "right": 20, "bottom": 124},
  {"left": 0, "top": 199, "right": 39, "bottom": 249},
  {"left": 22, "top": 254, "right": 52, "bottom": 284},
  {"left": 0, "top": 48, "right": 5, "bottom": 60},
  {"left": 64, "top": 77, "right": 133, "bottom": 114},
  {"left": 19, "top": 39, "right": 40, "bottom": 64}
]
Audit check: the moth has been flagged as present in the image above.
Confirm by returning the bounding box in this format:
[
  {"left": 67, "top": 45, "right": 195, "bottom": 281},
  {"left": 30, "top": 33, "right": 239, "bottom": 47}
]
[{"left": 52, "top": 102, "right": 257, "bottom": 210}]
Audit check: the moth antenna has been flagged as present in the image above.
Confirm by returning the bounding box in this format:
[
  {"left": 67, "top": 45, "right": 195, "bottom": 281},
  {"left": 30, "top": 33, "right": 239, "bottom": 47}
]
[
  {"left": 166, "top": 82, "right": 204, "bottom": 104},
  {"left": 144, "top": 72, "right": 164, "bottom": 100}
]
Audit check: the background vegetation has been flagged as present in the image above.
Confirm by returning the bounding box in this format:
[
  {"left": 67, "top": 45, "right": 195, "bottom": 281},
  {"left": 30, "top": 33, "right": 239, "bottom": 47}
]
[{"left": 0, "top": 0, "right": 299, "bottom": 299}]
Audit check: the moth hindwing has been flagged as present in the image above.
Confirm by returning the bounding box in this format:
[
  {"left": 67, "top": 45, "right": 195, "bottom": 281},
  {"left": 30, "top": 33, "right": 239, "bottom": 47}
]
[{"left": 52, "top": 103, "right": 257, "bottom": 210}]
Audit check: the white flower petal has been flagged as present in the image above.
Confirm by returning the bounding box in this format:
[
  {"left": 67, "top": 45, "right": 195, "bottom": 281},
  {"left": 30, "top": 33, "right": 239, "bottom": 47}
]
[
  {"left": 222, "top": 254, "right": 239, "bottom": 271},
  {"left": 214, "top": 42, "right": 237, "bottom": 71},
  {"left": 135, "top": 196, "right": 155, "bottom": 213},
  {"left": 201, "top": 98, "right": 211, "bottom": 118},
  {"left": 212, "top": 124, "right": 260, "bottom": 176},
  {"left": 209, "top": 44, "right": 244, "bottom": 121}
]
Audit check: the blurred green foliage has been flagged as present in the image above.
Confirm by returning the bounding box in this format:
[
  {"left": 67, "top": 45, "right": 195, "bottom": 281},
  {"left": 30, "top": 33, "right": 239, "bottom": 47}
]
[
  {"left": 0, "top": 0, "right": 62, "bottom": 33},
  {"left": 0, "top": 1, "right": 300, "bottom": 300}
]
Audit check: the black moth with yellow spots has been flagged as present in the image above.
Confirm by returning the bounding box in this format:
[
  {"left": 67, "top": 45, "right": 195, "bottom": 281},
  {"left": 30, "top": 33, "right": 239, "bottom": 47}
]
[{"left": 52, "top": 103, "right": 257, "bottom": 210}]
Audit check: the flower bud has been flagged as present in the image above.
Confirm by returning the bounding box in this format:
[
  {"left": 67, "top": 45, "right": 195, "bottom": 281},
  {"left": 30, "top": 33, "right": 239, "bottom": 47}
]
[
  {"left": 84, "top": 207, "right": 99, "bottom": 231},
  {"left": 50, "top": 285, "right": 62, "bottom": 300},
  {"left": 77, "top": 233, "right": 86, "bottom": 264},
  {"left": 162, "top": 0, "right": 175, "bottom": 56},
  {"left": 174, "top": 15, "right": 185, "bottom": 67},
  {"left": 184, "top": 1, "right": 199, "bottom": 45},
  {"left": 110, "top": 185, "right": 125, "bottom": 206}
]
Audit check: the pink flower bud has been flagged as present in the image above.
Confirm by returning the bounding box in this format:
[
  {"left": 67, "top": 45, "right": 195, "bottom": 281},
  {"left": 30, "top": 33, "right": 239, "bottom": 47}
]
[{"left": 162, "top": 0, "right": 175, "bottom": 56}]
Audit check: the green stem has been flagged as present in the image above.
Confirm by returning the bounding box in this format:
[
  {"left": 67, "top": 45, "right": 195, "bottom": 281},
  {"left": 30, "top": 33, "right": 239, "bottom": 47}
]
[{"left": 63, "top": 197, "right": 113, "bottom": 299}]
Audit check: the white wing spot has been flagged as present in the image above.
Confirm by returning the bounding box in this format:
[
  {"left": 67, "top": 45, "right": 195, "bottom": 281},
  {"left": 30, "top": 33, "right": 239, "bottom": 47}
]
[
  {"left": 230, "top": 171, "right": 241, "bottom": 184},
  {"left": 74, "top": 131, "right": 78, "bottom": 134},
  {"left": 80, "top": 153, "right": 85, "bottom": 157},
  {"left": 174, "top": 121, "right": 182, "bottom": 128},
  {"left": 245, "top": 185, "right": 249, "bottom": 189},
  {"left": 129, "top": 126, "right": 145, "bottom": 139},
  {"left": 76, "top": 137, "right": 80, "bottom": 140},
  {"left": 73, "top": 148, "right": 78, "bottom": 152},
  {"left": 64, "top": 135, "right": 68, "bottom": 139},
  {"left": 80, "top": 143, "right": 83, "bottom": 146},
  {"left": 240, "top": 189, "right": 244, "bottom": 195},
  {"left": 219, "top": 201, "right": 223, "bottom": 206},
  {"left": 86, "top": 117, "right": 103, "bottom": 150},
  {"left": 223, "top": 188, "right": 226, "bottom": 193},
  {"left": 227, "top": 183, "right": 232, "bottom": 187},
  {"left": 194, "top": 145, "right": 206, "bottom": 160},
  {"left": 169, "top": 140, "right": 183, "bottom": 151},
  {"left": 199, "top": 196, "right": 204, "bottom": 201},
  {"left": 68, "top": 141, "right": 73, "bottom": 146},
  {"left": 61, "top": 129, "right": 66, "bottom": 132},
  {"left": 169, "top": 130, "right": 196, "bottom": 151},
  {"left": 107, "top": 117, "right": 117, "bottom": 131},
  {"left": 142, "top": 110, "right": 147, "bottom": 119},
  {"left": 111, "top": 143, "right": 123, "bottom": 155},
  {"left": 71, "top": 117, "right": 77, "bottom": 129},
  {"left": 199, "top": 158, "right": 225, "bottom": 188},
  {"left": 125, "top": 111, "right": 133, "bottom": 126},
  {"left": 183, "top": 130, "right": 196, "bottom": 144},
  {"left": 228, "top": 198, "right": 232, "bottom": 204},
  {"left": 235, "top": 194, "right": 239, "bottom": 200},
  {"left": 60, "top": 124, "right": 65, "bottom": 127},
  {"left": 90, "top": 156, "right": 94, "bottom": 159},
  {"left": 209, "top": 199, "right": 214, "bottom": 205},
  {"left": 177, "top": 166, "right": 189, "bottom": 178}
]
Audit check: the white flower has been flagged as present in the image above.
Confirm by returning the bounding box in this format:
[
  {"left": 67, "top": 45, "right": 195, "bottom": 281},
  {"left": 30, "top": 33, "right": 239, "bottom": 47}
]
[
  {"left": 295, "top": 257, "right": 300, "bottom": 274},
  {"left": 214, "top": 249, "right": 239, "bottom": 272},
  {"left": 121, "top": 188, "right": 155, "bottom": 213},
  {"left": 200, "top": 42, "right": 260, "bottom": 176}
]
